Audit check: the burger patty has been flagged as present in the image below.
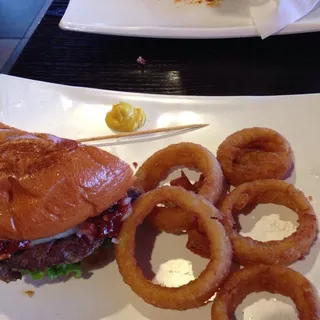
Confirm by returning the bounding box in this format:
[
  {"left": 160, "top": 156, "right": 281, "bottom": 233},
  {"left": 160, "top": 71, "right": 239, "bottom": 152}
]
[
  {"left": 5, "top": 235, "right": 104, "bottom": 271},
  {"left": 0, "top": 264, "right": 21, "bottom": 283},
  {"left": 0, "top": 235, "right": 104, "bottom": 283}
]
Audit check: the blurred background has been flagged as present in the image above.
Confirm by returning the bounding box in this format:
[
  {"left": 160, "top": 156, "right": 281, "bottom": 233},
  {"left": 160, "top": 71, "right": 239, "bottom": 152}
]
[{"left": 0, "top": 0, "right": 52, "bottom": 73}]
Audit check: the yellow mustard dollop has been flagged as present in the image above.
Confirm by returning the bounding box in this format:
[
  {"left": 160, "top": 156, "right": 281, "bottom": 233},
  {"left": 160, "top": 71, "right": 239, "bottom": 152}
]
[{"left": 105, "top": 101, "right": 146, "bottom": 132}]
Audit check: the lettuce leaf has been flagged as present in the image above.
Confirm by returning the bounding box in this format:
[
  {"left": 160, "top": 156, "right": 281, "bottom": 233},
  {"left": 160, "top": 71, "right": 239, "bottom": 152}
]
[{"left": 20, "top": 263, "right": 82, "bottom": 281}]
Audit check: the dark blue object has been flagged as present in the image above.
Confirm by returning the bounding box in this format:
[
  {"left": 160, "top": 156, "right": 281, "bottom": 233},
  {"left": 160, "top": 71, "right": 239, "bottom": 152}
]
[{"left": 0, "top": 0, "right": 46, "bottom": 38}]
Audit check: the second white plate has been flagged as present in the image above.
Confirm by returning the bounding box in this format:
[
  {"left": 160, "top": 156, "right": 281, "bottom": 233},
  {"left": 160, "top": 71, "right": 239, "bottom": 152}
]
[{"left": 59, "top": 0, "right": 320, "bottom": 38}]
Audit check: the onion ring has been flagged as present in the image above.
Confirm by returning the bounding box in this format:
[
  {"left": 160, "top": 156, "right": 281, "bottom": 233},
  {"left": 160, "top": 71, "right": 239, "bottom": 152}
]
[
  {"left": 115, "top": 186, "right": 232, "bottom": 310},
  {"left": 211, "top": 265, "right": 320, "bottom": 320},
  {"left": 219, "top": 179, "right": 317, "bottom": 265},
  {"left": 147, "top": 171, "right": 205, "bottom": 234},
  {"left": 135, "top": 143, "right": 225, "bottom": 233},
  {"left": 148, "top": 206, "right": 195, "bottom": 234},
  {"left": 135, "top": 142, "right": 225, "bottom": 204},
  {"left": 170, "top": 170, "right": 198, "bottom": 192},
  {"left": 216, "top": 127, "right": 293, "bottom": 186}
]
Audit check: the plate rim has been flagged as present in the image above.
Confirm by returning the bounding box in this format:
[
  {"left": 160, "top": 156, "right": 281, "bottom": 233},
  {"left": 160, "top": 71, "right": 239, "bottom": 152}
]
[{"left": 3, "top": 74, "right": 320, "bottom": 102}]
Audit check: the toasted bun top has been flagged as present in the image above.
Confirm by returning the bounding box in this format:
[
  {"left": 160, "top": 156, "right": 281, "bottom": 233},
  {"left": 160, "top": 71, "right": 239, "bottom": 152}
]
[{"left": 0, "top": 123, "right": 134, "bottom": 240}]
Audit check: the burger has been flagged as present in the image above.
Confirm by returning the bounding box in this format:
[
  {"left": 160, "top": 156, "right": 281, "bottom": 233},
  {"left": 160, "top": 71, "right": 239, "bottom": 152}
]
[{"left": 0, "top": 123, "right": 140, "bottom": 283}]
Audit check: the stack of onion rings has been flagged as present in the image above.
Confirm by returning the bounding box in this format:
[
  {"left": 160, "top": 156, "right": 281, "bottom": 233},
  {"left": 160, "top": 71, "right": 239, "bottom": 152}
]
[
  {"left": 115, "top": 129, "right": 319, "bottom": 317},
  {"left": 188, "top": 179, "right": 318, "bottom": 264},
  {"left": 211, "top": 265, "right": 320, "bottom": 320},
  {"left": 217, "top": 127, "right": 293, "bottom": 186},
  {"left": 115, "top": 186, "right": 232, "bottom": 310},
  {"left": 135, "top": 142, "right": 225, "bottom": 233}
]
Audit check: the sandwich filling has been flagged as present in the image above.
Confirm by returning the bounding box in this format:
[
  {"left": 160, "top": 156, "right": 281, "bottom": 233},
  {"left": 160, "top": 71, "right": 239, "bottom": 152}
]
[{"left": 0, "top": 188, "right": 141, "bottom": 283}]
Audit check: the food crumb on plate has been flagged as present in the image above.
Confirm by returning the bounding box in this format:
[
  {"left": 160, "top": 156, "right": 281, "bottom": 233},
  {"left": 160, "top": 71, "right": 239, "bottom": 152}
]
[
  {"left": 24, "top": 290, "right": 35, "bottom": 298},
  {"left": 133, "top": 162, "right": 138, "bottom": 169},
  {"left": 174, "top": 0, "right": 221, "bottom": 7},
  {"left": 308, "top": 195, "right": 313, "bottom": 201},
  {"left": 136, "top": 56, "right": 146, "bottom": 65}
]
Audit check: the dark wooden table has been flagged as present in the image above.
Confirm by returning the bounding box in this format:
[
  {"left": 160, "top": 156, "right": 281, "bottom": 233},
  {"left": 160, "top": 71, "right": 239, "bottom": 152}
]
[{"left": 9, "top": 0, "right": 320, "bottom": 96}]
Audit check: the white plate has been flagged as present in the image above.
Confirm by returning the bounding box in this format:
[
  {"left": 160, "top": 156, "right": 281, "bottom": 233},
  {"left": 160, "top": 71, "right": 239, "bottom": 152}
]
[
  {"left": 59, "top": 0, "right": 320, "bottom": 38},
  {"left": 0, "top": 74, "right": 320, "bottom": 320}
]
